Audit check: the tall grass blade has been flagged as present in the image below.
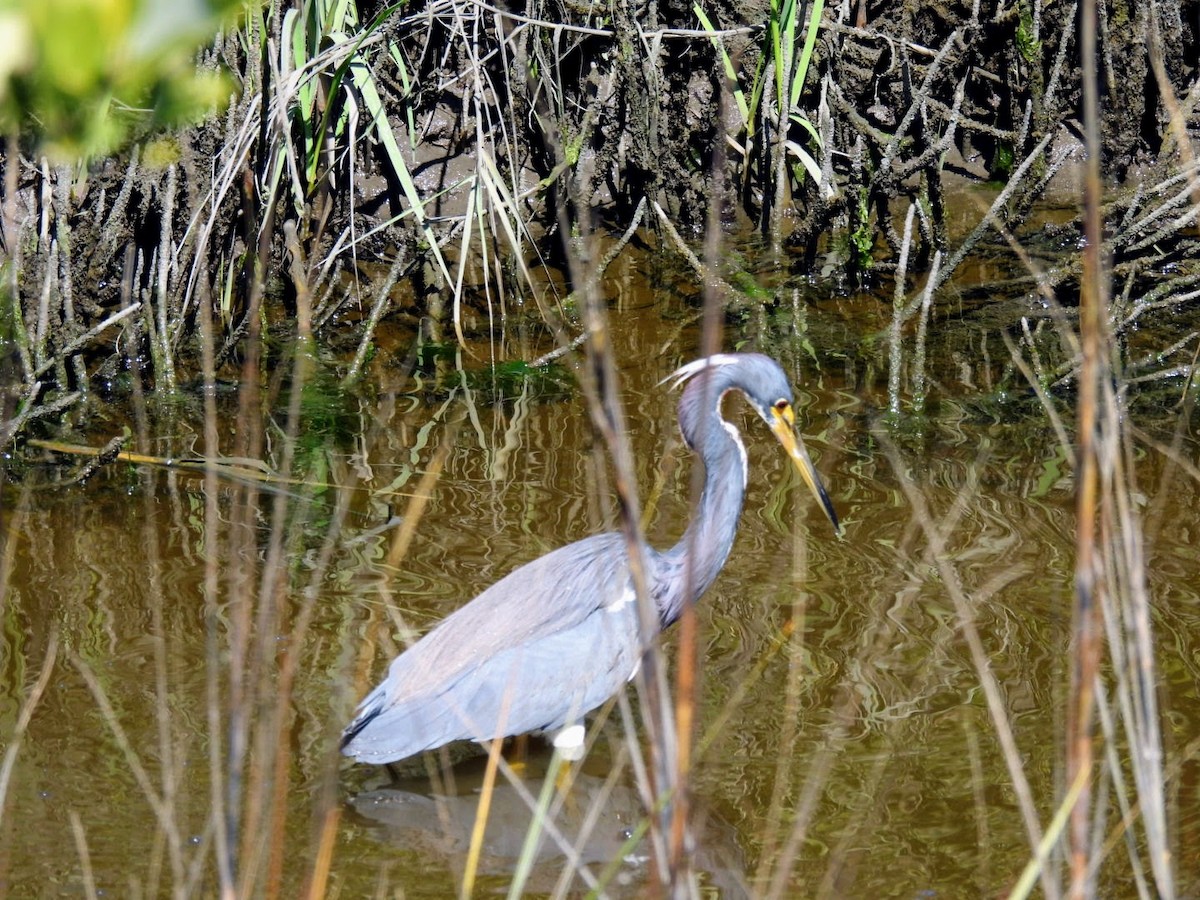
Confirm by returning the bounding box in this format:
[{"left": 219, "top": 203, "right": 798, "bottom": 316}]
[{"left": 693, "top": 5, "right": 750, "bottom": 126}]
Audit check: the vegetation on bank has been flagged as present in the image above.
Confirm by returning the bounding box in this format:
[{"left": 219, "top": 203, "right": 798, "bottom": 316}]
[
  {"left": 0, "top": 0, "right": 1198, "bottom": 896},
  {"left": 0, "top": 0, "right": 1196, "bottom": 445}
]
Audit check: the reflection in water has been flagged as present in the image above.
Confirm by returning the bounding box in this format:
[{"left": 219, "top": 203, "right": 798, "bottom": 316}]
[{"left": 345, "top": 751, "right": 749, "bottom": 898}]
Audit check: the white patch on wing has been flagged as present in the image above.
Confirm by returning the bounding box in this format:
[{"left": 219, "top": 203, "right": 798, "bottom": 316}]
[{"left": 604, "top": 584, "right": 636, "bottom": 612}]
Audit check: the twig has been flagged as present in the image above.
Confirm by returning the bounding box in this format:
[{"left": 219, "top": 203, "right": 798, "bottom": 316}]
[
  {"left": 69, "top": 810, "right": 100, "bottom": 900},
  {"left": 934, "top": 130, "right": 1055, "bottom": 294},
  {"left": 887, "top": 204, "right": 917, "bottom": 418},
  {"left": 879, "top": 434, "right": 1062, "bottom": 900},
  {"left": 0, "top": 630, "right": 59, "bottom": 824},
  {"left": 29, "top": 303, "right": 142, "bottom": 381},
  {"left": 343, "top": 249, "right": 407, "bottom": 385},
  {"left": 1068, "top": 0, "right": 1106, "bottom": 889}
]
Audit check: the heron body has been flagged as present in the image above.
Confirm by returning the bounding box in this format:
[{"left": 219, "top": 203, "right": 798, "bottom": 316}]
[{"left": 341, "top": 353, "right": 839, "bottom": 765}]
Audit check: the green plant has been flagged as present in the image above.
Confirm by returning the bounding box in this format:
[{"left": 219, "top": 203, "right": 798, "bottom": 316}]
[
  {"left": 0, "top": 0, "right": 237, "bottom": 158},
  {"left": 696, "top": 0, "right": 828, "bottom": 240},
  {"left": 274, "top": 0, "right": 542, "bottom": 346}
]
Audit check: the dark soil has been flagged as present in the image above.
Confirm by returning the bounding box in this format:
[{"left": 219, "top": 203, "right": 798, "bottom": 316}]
[{"left": 1, "top": 0, "right": 1199, "bottom": 448}]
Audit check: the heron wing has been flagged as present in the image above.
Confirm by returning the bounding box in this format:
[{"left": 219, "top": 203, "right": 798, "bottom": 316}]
[
  {"left": 345, "top": 593, "right": 642, "bottom": 762},
  {"left": 386, "top": 532, "right": 638, "bottom": 694},
  {"left": 342, "top": 532, "right": 658, "bottom": 762}
]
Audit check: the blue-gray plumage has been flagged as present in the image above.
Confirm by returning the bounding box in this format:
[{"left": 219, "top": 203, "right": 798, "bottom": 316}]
[{"left": 340, "top": 353, "right": 840, "bottom": 765}]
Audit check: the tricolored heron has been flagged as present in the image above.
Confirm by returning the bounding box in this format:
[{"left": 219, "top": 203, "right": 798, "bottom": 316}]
[{"left": 341, "top": 353, "right": 839, "bottom": 765}]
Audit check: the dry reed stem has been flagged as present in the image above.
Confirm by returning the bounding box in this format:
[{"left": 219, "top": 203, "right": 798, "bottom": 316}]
[
  {"left": 139, "top": 472, "right": 188, "bottom": 894},
  {"left": 877, "top": 436, "right": 1062, "bottom": 900},
  {"left": 664, "top": 176, "right": 728, "bottom": 891},
  {"left": 545, "top": 140, "right": 681, "bottom": 883},
  {"left": 1069, "top": 0, "right": 1107, "bottom": 893},
  {"left": 72, "top": 651, "right": 194, "bottom": 869},
  {"left": 0, "top": 629, "right": 58, "bottom": 824},
  {"left": 461, "top": 733, "right": 508, "bottom": 898},
  {"left": 1098, "top": 390, "right": 1173, "bottom": 894},
  {"left": 261, "top": 345, "right": 317, "bottom": 896},
  {"left": 292, "top": 490, "right": 357, "bottom": 898},
  {"left": 303, "top": 807, "right": 341, "bottom": 900},
  {"left": 241, "top": 330, "right": 319, "bottom": 897},
  {"left": 69, "top": 809, "right": 99, "bottom": 900},
  {"left": 225, "top": 209, "right": 270, "bottom": 899},
  {"left": 196, "top": 245, "right": 235, "bottom": 898},
  {"left": 756, "top": 442, "right": 1037, "bottom": 896},
  {"left": 575, "top": 273, "right": 680, "bottom": 889},
  {"left": 1000, "top": 147, "right": 1176, "bottom": 900}
]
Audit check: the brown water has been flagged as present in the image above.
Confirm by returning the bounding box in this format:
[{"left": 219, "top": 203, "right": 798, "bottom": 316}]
[{"left": 3, "top": 244, "right": 1200, "bottom": 897}]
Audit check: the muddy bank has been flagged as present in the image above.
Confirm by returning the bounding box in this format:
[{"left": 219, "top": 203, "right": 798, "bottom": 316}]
[{"left": 1, "top": 0, "right": 1199, "bottom": 448}]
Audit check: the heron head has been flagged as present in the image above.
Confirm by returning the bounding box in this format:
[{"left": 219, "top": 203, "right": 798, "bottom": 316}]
[{"left": 666, "top": 353, "right": 841, "bottom": 536}]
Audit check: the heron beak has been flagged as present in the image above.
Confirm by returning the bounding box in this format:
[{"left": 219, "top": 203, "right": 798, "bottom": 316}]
[{"left": 769, "top": 410, "right": 841, "bottom": 536}]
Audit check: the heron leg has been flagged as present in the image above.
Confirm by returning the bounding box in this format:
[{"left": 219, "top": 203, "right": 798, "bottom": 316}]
[{"left": 552, "top": 723, "right": 586, "bottom": 762}]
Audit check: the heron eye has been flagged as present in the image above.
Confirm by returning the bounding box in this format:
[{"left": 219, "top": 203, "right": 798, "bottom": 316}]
[{"left": 773, "top": 399, "right": 790, "bottom": 413}]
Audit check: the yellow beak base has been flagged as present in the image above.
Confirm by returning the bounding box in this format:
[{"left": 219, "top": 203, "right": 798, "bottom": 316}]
[{"left": 769, "top": 413, "right": 841, "bottom": 536}]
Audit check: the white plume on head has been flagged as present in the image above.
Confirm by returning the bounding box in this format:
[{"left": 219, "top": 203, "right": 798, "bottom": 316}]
[{"left": 660, "top": 353, "right": 741, "bottom": 390}]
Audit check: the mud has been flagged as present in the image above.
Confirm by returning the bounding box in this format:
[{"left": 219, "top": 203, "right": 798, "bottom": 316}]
[{"left": 0, "top": 0, "right": 1198, "bottom": 447}]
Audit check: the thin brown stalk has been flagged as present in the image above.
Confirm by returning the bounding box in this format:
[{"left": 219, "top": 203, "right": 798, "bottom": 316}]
[
  {"left": 878, "top": 437, "right": 1062, "bottom": 900},
  {"left": 72, "top": 652, "right": 189, "bottom": 850},
  {"left": 226, "top": 110, "right": 281, "bottom": 894},
  {"left": 193, "top": 246, "right": 234, "bottom": 898},
  {"left": 576, "top": 277, "right": 679, "bottom": 886},
  {"left": 69, "top": 810, "right": 100, "bottom": 900},
  {"left": 141, "top": 474, "right": 188, "bottom": 895},
  {"left": 1068, "top": 0, "right": 1106, "bottom": 893},
  {"left": 290, "top": 493, "right": 357, "bottom": 899},
  {"left": 255, "top": 288, "right": 323, "bottom": 898},
  {"left": 0, "top": 629, "right": 58, "bottom": 822},
  {"left": 550, "top": 128, "right": 677, "bottom": 882},
  {"left": 301, "top": 806, "right": 341, "bottom": 900},
  {"left": 461, "top": 732, "right": 507, "bottom": 898}
]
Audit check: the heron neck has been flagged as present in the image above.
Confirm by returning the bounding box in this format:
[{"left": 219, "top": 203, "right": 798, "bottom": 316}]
[{"left": 660, "top": 420, "right": 747, "bottom": 626}]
